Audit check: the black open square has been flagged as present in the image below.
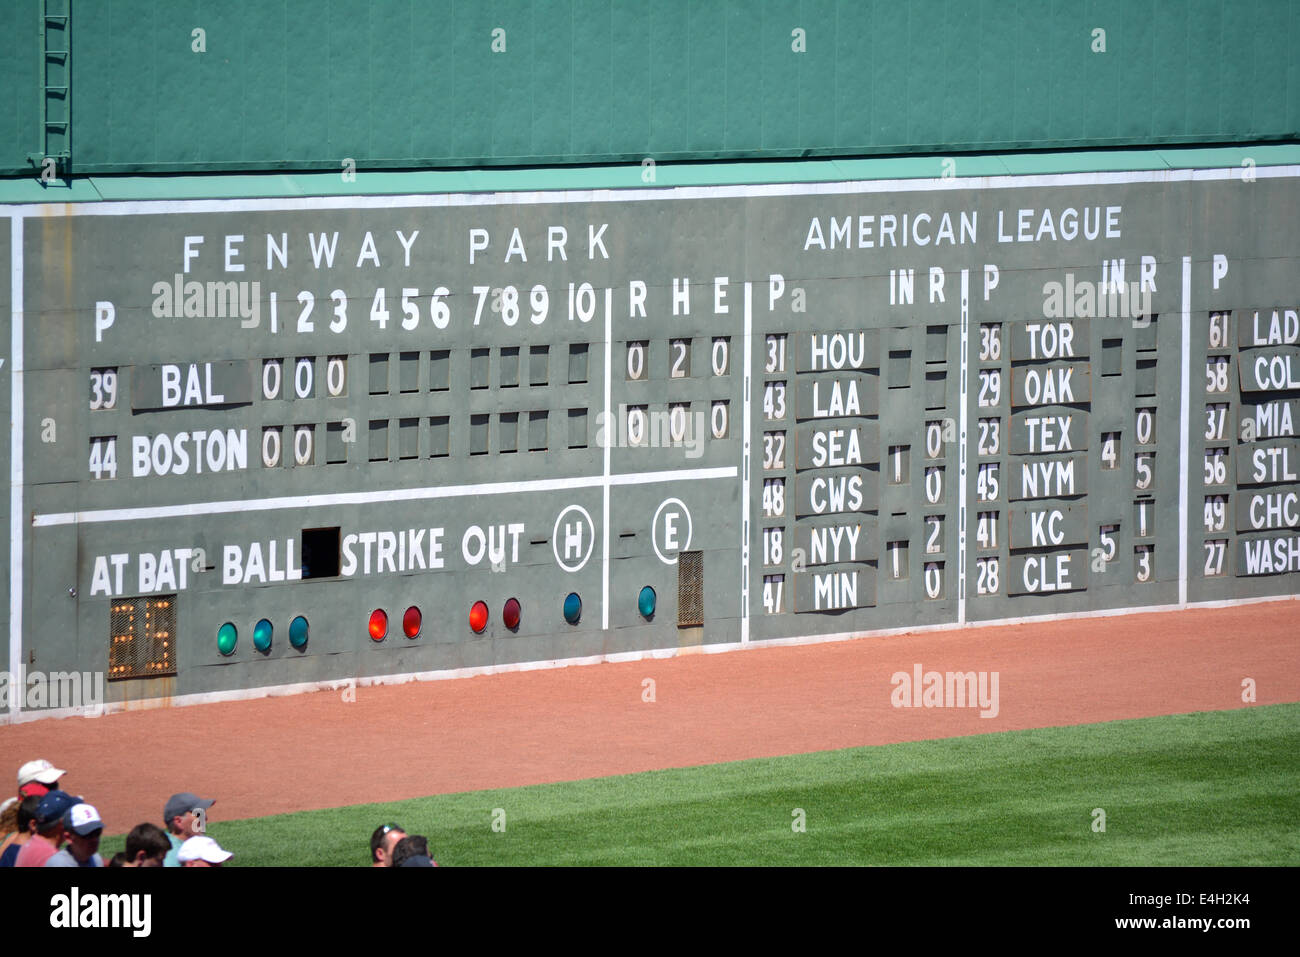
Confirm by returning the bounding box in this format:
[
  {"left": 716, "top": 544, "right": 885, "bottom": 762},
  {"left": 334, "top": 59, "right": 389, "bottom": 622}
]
[{"left": 301, "top": 527, "right": 341, "bottom": 579}]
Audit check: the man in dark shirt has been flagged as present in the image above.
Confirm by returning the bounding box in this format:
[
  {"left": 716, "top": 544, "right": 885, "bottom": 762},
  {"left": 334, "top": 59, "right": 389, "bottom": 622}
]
[{"left": 391, "top": 834, "right": 437, "bottom": 867}]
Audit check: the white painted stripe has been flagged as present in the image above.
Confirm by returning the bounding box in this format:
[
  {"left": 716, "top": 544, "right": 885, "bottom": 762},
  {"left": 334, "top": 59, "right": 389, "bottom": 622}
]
[
  {"left": 8, "top": 216, "right": 22, "bottom": 717},
  {"left": 31, "top": 465, "right": 739, "bottom": 527},
  {"left": 1180, "top": 256, "right": 1191, "bottom": 607},
  {"left": 607, "top": 467, "right": 736, "bottom": 488},
  {"left": 741, "top": 281, "right": 752, "bottom": 642},
  {"left": 713, "top": 592, "right": 1300, "bottom": 651},
  {"left": 602, "top": 288, "right": 612, "bottom": 631},
  {"left": 958, "top": 268, "right": 970, "bottom": 625},
  {"left": 5, "top": 592, "right": 1293, "bottom": 725},
  {"left": 4, "top": 166, "right": 1296, "bottom": 220}
]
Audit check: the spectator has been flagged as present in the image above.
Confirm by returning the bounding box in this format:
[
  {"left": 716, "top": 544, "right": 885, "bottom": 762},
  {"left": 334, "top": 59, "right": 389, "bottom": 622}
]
[
  {"left": 123, "top": 823, "right": 170, "bottom": 867},
  {"left": 370, "top": 823, "right": 406, "bottom": 867},
  {"left": 17, "top": 759, "right": 66, "bottom": 799},
  {"left": 0, "top": 797, "right": 16, "bottom": 837},
  {"left": 0, "top": 795, "right": 42, "bottom": 866},
  {"left": 14, "top": 790, "right": 77, "bottom": 867},
  {"left": 391, "top": 834, "right": 437, "bottom": 868},
  {"left": 46, "top": 803, "right": 104, "bottom": 867},
  {"left": 177, "top": 835, "right": 232, "bottom": 867},
  {"left": 108, "top": 853, "right": 130, "bottom": 867},
  {"left": 162, "top": 792, "right": 215, "bottom": 867}
]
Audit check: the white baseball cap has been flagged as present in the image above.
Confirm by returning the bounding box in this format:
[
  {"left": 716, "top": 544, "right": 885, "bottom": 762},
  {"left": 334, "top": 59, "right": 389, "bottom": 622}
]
[
  {"left": 18, "top": 759, "right": 66, "bottom": 788},
  {"left": 178, "top": 835, "right": 233, "bottom": 864},
  {"left": 64, "top": 802, "right": 103, "bottom": 836}
]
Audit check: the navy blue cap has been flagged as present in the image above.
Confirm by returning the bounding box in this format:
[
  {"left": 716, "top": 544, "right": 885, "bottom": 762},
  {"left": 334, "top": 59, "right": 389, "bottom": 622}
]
[{"left": 35, "top": 789, "right": 81, "bottom": 827}]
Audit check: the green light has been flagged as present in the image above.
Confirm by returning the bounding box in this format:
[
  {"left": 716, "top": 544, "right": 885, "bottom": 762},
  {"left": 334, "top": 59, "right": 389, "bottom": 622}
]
[
  {"left": 638, "top": 586, "right": 656, "bottom": 619},
  {"left": 289, "top": 615, "right": 309, "bottom": 649},
  {"left": 563, "top": 592, "right": 582, "bottom": 625},
  {"left": 217, "top": 622, "right": 237, "bottom": 656},
  {"left": 253, "top": 618, "right": 273, "bottom": 652}
]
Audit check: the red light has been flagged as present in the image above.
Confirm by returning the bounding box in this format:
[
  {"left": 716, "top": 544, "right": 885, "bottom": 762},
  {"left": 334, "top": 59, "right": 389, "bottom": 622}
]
[
  {"left": 403, "top": 606, "right": 422, "bottom": 638},
  {"left": 368, "top": 609, "right": 387, "bottom": 641},
  {"left": 469, "top": 600, "right": 488, "bottom": 633},
  {"left": 503, "top": 598, "right": 521, "bottom": 630}
]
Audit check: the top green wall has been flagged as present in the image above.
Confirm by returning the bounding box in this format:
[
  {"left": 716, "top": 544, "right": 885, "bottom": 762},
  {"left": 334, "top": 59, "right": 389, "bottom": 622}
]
[{"left": 3, "top": 0, "right": 1298, "bottom": 176}]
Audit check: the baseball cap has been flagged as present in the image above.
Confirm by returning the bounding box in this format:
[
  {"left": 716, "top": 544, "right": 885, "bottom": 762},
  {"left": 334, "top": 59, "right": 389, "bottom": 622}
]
[
  {"left": 163, "top": 792, "right": 215, "bottom": 824},
  {"left": 18, "top": 759, "right": 66, "bottom": 796},
  {"left": 35, "top": 790, "right": 81, "bottom": 827},
  {"left": 177, "top": 835, "right": 233, "bottom": 864},
  {"left": 64, "top": 802, "right": 103, "bottom": 836}
]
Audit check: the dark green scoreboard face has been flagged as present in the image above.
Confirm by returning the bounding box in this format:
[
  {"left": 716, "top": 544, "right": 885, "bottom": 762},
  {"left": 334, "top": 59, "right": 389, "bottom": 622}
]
[{"left": 4, "top": 167, "right": 1299, "bottom": 713}]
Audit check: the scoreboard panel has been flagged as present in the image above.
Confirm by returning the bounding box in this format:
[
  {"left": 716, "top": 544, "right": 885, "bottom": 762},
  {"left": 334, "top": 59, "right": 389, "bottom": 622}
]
[
  {"left": 5, "top": 165, "right": 1299, "bottom": 715},
  {"left": 2, "top": 218, "right": 10, "bottom": 667}
]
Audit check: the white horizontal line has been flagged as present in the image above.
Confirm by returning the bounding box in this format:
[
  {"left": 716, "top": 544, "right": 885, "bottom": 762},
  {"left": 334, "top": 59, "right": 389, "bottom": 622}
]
[
  {"left": 30, "top": 465, "right": 739, "bottom": 527},
  {"left": 745, "top": 592, "right": 1300, "bottom": 646},
  {"left": 609, "top": 466, "right": 735, "bottom": 487}
]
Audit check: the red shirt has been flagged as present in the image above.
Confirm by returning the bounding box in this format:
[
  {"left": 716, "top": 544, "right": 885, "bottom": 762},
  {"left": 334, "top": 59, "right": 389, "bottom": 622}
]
[{"left": 15, "top": 833, "right": 60, "bottom": 868}]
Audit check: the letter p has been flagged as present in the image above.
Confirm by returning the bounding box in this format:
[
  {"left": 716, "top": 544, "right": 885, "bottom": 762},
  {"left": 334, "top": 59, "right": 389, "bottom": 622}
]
[
  {"left": 983, "top": 264, "right": 999, "bottom": 301},
  {"left": 469, "top": 228, "right": 489, "bottom": 265},
  {"left": 768, "top": 273, "right": 785, "bottom": 311},
  {"left": 95, "top": 301, "right": 115, "bottom": 342},
  {"left": 1212, "top": 254, "right": 1228, "bottom": 290}
]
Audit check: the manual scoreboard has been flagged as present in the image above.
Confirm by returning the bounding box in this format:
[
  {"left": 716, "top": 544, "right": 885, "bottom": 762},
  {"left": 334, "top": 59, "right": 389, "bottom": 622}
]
[{"left": 4, "top": 165, "right": 1298, "bottom": 712}]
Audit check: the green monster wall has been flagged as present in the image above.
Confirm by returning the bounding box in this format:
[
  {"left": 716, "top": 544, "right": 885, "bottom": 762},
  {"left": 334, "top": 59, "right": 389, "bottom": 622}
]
[{"left": 3, "top": 0, "right": 1299, "bottom": 178}]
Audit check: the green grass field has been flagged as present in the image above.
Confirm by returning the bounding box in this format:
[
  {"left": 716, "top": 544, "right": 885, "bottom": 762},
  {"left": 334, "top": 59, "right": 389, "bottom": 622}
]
[{"left": 102, "top": 704, "right": 1300, "bottom": 866}]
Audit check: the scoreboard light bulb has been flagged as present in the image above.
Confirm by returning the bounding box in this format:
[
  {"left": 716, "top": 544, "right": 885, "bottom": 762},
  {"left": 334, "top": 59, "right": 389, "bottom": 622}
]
[
  {"left": 403, "top": 606, "right": 422, "bottom": 639},
  {"left": 368, "top": 609, "right": 388, "bottom": 641},
  {"left": 469, "top": 600, "right": 489, "bottom": 634},
  {"left": 638, "top": 586, "right": 656, "bottom": 619},
  {"left": 217, "top": 622, "right": 237, "bottom": 656},
  {"left": 503, "top": 597, "right": 521, "bottom": 630},
  {"left": 563, "top": 592, "right": 582, "bottom": 625},
  {"left": 289, "top": 615, "right": 309, "bottom": 649},
  {"left": 253, "top": 618, "right": 273, "bottom": 653}
]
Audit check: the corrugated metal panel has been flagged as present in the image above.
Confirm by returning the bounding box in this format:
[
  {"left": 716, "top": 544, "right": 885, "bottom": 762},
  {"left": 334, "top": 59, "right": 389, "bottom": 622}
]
[
  {"left": 0, "top": 0, "right": 42, "bottom": 174},
  {"left": 3, "top": 0, "right": 1298, "bottom": 176}
]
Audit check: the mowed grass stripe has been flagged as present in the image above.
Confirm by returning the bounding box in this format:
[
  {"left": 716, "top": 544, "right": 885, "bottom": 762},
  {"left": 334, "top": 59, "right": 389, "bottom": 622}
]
[{"left": 102, "top": 704, "right": 1300, "bottom": 866}]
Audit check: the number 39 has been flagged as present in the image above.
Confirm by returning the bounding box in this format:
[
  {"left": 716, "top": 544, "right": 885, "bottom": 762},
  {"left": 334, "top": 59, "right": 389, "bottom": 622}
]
[{"left": 89, "top": 369, "right": 118, "bottom": 410}]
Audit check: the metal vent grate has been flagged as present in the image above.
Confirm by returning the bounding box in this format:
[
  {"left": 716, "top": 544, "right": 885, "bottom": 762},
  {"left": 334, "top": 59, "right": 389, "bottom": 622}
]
[
  {"left": 109, "top": 595, "right": 178, "bottom": 681},
  {"left": 677, "top": 551, "right": 703, "bottom": 627}
]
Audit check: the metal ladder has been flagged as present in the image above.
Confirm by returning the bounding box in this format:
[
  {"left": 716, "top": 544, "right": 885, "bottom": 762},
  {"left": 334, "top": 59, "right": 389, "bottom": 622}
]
[{"left": 28, "top": 0, "right": 71, "bottom": 184}]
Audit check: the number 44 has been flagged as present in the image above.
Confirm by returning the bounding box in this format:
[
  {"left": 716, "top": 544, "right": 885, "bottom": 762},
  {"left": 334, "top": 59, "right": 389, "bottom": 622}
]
[{"left": 89, "top": 437, "right": 117, "bottom": 480}]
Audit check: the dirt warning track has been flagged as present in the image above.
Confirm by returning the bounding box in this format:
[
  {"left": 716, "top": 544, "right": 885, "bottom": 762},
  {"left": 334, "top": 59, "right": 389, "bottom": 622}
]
[{"left": 2, "top": 600, "right": 1297, "bottom": 835}]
